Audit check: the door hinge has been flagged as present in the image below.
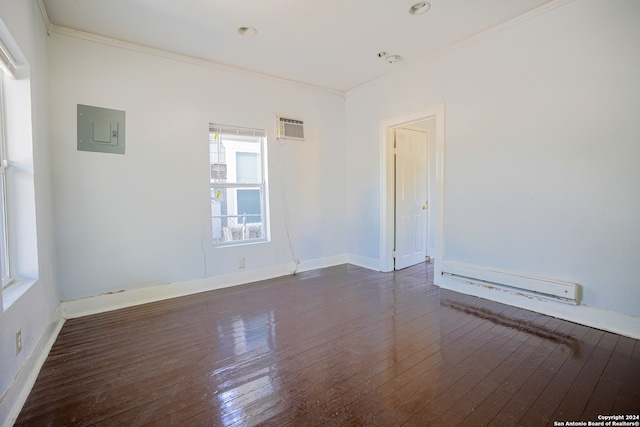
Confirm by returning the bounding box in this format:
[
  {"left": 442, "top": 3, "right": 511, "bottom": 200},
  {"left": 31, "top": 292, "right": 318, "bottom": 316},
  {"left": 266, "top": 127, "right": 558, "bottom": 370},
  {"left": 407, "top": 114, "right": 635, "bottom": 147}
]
[{"left": 392, "top": 250, "right": 396, "bottom": 258}]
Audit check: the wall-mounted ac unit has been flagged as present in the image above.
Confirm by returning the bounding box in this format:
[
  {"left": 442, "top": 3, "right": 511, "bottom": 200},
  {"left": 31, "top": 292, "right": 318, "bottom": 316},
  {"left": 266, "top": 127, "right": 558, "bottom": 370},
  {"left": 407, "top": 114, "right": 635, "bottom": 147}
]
[{"left": 276, "top": 117, "right": 305, "bottom": 141}]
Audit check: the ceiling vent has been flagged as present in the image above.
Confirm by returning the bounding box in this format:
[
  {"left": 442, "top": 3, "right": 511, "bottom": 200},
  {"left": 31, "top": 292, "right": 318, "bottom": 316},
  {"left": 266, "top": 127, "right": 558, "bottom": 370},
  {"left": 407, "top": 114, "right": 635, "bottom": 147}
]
[{"left": 276, "top": 117, "right": 305, "bottom": 141}]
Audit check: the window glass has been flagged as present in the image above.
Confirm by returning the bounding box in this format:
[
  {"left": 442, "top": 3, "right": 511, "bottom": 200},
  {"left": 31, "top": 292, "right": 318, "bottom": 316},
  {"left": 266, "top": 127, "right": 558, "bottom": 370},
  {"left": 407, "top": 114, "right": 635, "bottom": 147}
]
[
  {"left": 0, "top": 75, "right": 10, "bottom": 286},
  {"left": 236, "top": 152, "right": 260, "bottom": 183},
  {"left": 210, "top": 125, "right": 268, "bottom": 245}
]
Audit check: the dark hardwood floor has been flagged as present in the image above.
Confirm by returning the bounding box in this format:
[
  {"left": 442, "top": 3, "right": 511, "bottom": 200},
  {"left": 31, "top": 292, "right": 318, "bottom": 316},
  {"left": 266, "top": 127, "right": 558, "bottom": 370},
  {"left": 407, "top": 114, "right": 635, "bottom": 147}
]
[{"left": 15, "top": 262, "right": 640, "bottom": 426}]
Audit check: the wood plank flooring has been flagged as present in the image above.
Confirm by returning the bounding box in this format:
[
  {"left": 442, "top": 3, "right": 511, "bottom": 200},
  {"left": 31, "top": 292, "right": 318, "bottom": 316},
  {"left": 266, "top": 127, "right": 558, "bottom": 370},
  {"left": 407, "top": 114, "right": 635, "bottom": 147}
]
[{"left": 15, "top": 263, "right": 640, "bottom": 426}]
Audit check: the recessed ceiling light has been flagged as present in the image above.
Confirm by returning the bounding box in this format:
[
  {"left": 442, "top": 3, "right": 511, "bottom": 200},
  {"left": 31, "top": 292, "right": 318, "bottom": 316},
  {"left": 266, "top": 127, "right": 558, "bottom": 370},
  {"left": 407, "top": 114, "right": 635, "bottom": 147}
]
[
  {"left": 377, "top": 51, "right": 402, "bottom": 64},
  {"left": 238, "top": 26, "right": 257, "bottom": 37},
  {"left": 409, "top": 2, "right": 431, "bottom": 15},
  {"left": 386, "top": 54, "right": 402, "bottom": 64}
]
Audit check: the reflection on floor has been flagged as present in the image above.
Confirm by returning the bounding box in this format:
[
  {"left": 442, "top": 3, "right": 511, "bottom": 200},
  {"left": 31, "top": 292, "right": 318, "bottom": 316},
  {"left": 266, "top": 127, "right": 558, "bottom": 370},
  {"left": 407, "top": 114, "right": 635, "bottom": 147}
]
[{"left": 15, "top": 262, "right": 640, "bottom": 426}]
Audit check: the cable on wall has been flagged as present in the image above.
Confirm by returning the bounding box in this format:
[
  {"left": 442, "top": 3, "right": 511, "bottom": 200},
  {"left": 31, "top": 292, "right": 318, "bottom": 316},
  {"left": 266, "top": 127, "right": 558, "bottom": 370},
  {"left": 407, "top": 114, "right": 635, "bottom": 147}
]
[
  {"left": 274, "top": 139, "right": 300, "bottom": 274},
  {"left": 200, "top": 230, "right": 208, "bottom": 278}
]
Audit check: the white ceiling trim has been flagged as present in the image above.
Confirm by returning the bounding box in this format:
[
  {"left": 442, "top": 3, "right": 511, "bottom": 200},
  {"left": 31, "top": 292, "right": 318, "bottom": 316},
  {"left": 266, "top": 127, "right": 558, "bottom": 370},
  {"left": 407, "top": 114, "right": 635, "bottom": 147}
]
[
  {"left": 48, "top": 24, "right": 345, "bottom": 97},
  {"left": 42, "top": 0, "right": 575, "bottom": 97},
  {"left": 346, "top": 0, "right": 577, "bottom": 96},
  {"left": 35, "top": 0, "right": 52, "bottom": 35}
]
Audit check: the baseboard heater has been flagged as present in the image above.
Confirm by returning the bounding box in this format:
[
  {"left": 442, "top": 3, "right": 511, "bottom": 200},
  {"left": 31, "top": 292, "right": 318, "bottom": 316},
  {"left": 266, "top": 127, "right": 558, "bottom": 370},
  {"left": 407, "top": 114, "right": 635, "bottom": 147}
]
[{"left": 441, "top": 262, "right": 580, "bottom": 305}]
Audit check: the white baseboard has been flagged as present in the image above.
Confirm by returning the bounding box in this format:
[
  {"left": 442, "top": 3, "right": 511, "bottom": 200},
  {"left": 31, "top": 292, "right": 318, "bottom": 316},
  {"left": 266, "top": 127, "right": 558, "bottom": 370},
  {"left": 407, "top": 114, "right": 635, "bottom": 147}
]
[
  {"left": 440, "top": 273, "right": 640, "bottom": 340},
  {"left": 0, "top": 305, "right": 65, "bottom": 427},
  {"left": 62, "top": 255, "right": 351, "bottom": 319},
  {"left": 347, "top": 254, "right": 380, "bottom": 271},
  {"left": 298, "top": 254, "right": 349, "bottom": 273}
]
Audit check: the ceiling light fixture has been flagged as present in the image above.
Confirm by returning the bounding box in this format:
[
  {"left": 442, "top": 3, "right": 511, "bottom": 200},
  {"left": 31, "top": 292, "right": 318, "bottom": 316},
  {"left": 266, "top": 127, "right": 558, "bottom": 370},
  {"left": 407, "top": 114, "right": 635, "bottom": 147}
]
[
  {"left": 237, "top": 26, "right": 257, "bottom": 37},
  {"left": 386, "top": 54, "right": 402, "bottom": 64},
  {"left": 378, "top": 51, "right": 402, "bottom": 64},
  {"left": 409, "top": 2, "right": 431, "bottom": 15}
]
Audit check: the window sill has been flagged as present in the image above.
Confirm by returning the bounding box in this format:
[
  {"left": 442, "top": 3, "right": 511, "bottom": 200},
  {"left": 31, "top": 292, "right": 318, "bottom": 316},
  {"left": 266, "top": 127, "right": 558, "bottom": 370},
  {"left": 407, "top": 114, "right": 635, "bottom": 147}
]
[
  {"left": 213, "top": 238, "right": 269, "bottom": 248},
  {"left": 3, "top": 278, "right": 37, "bottom": 312}
]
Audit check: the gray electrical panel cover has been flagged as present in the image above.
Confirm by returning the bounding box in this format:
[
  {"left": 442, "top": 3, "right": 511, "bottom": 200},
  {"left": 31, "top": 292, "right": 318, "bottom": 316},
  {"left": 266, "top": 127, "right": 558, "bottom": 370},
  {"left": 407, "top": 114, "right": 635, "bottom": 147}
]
[{"left": 77, "top": 104, "right": 125, "bottom": 154}]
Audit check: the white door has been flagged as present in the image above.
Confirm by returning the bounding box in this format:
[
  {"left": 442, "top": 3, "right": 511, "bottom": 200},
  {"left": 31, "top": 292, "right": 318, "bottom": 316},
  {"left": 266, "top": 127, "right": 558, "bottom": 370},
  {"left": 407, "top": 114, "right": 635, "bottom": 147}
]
[{"left": 395, "top": 127, "right": 428, "bottom": 270}]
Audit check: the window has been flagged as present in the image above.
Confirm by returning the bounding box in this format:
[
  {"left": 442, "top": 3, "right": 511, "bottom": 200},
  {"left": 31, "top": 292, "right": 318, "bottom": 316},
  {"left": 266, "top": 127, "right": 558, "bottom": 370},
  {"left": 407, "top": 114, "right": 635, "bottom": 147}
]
[
  {"left": 0, "top": 39, "right": 14, "bottom": 288},
  {"left": 0, "top": 27, "right": 39, "bottom": 307},
  {"left": 0, "top": 89, "right": 9, "bottom": 287},
  {"left": 210, "top": 124, "right": 268, "bottom": 245}
]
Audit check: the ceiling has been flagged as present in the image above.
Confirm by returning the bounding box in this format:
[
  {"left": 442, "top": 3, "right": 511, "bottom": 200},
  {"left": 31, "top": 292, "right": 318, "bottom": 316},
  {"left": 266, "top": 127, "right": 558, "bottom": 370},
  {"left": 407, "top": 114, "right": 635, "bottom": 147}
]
[{"left": 41, "top": 0, "right": 556, "bottom": 93}]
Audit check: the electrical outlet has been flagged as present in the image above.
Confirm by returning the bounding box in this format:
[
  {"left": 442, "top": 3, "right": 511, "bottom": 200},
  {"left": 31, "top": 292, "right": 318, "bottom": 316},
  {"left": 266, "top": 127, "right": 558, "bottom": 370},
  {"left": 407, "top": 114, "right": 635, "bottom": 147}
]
[
  {"left": 238, "top": 257, "right": 245, "bottom": 269},
  {"left": 15, "top": 329, "right": 22, "bottom": 355}
]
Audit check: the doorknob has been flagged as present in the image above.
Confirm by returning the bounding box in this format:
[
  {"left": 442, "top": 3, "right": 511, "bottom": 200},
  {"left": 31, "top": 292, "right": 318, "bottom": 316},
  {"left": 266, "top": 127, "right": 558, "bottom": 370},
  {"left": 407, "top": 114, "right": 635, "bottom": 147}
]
[{"left": 422, "top": 204, "right": 429, "bottom": 210}]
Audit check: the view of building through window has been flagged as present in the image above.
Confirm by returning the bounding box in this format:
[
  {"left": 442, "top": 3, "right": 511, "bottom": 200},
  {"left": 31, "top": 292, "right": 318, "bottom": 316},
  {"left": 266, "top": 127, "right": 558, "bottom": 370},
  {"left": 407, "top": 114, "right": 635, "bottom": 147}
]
[{"left": 209, "top": 124, "right": 267, "bottom": 245}]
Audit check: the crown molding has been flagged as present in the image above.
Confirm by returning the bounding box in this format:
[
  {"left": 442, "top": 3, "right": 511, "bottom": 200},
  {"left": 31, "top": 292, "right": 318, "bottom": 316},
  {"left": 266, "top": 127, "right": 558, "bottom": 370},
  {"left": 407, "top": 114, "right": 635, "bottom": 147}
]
[
  {"left": 35, "top": 0, "right": 52, "bottom": 35},
  {"left": 42, "top": 0, "right": 575, "bottom": 96},
  {"left": 48, "top": 25, "right": 344, "bottom": 97},
  {"left": 346, "top": 0, "right": 577, "bottom": 96}
]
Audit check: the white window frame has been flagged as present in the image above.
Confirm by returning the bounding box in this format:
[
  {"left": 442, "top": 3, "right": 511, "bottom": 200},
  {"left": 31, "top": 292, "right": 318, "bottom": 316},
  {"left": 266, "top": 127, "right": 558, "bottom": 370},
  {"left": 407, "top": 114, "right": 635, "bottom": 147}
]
[
  {"left": 210, "top": 124, "right": 269, "bottom": 247},
  {"left": 0, "top": 25, "right": 40, "bottom": 309},
  {"left": 0, "top": 47, "right": 13, "bottom": 288}
]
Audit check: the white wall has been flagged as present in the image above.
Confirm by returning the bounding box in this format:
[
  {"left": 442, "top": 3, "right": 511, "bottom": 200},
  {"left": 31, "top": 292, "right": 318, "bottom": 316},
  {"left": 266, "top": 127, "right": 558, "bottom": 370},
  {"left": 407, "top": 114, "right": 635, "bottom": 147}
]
[
  {"left": 0, "top": 0, "right": 60, "bottom": 424},
  {"left": 1, "top": 0, "right": 637, "bottom": 422},
  {"left": 346, "top": 0, "right": 640, "bottom": 320},
  {"left": 49, "top": 33, "right": 347, "bottom": 301}
]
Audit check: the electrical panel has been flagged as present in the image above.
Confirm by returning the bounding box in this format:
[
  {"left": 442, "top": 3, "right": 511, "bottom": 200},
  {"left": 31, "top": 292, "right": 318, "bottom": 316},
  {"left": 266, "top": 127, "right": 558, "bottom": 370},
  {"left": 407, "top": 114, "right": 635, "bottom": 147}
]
[{"left": 77, "top": 104, "right": 126, "bottom": 154}]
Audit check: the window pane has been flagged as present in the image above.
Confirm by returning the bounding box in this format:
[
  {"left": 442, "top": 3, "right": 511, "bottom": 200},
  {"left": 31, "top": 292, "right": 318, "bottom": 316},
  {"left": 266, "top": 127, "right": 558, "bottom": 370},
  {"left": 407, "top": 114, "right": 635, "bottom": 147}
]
[
  {"left": 210, "top": 134, "right": 262, "bottom": 185},
  {"left": 0, "top": 172, "right": 8, "bottom": 284},
  {"left": 209, "top": 124, "right": 267, "bottom": 246},
  {"left": 237, "top": 189, "right": 261, "bottom": 223},
  {"left": 0, "top": 75, "right": 9, "bottom": 285},
  {"left": 211, "top": 187, "right": 264, "bottom": 244},
  {"left": 236, "top": 152, "right": 260, "bottom": 183}
]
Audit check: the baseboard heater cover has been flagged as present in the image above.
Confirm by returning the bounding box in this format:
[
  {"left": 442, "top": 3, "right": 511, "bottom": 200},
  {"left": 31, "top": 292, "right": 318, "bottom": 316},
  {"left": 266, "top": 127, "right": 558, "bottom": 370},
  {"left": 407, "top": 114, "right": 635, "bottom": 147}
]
[{"left": 441, "top": 262, "right": 580, "bottom": 305}]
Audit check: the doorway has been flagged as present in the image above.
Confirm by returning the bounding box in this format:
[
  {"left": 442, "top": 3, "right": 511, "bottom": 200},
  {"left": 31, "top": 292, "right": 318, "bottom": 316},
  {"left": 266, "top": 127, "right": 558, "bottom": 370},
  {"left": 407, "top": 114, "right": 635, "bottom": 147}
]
[
  {"left": 379, "top": 104, "right": 445, "bottom": 284},
  {"left": 394, "top": 126, "right": 429, "bottom": 270}
]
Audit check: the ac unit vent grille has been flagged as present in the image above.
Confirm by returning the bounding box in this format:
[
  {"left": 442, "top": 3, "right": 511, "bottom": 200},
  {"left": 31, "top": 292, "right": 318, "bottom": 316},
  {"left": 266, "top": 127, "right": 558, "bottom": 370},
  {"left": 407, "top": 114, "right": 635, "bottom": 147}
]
[{"left": 277, "top": 117, "right": 304, "bottom": 140}]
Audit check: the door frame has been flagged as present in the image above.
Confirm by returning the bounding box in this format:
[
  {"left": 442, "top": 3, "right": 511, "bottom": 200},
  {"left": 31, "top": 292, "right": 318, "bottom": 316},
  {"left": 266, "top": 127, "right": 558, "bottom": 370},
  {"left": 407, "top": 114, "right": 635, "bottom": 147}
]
[{"left": 379, "top": 104, "right": 445, "bottom": 284}]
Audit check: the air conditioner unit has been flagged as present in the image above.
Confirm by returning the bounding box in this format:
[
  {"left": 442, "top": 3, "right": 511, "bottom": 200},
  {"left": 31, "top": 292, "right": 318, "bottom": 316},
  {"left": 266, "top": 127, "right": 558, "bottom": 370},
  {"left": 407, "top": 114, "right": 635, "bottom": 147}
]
[{"left": 276, "top": 117, "right": 305, "bottom": 141}]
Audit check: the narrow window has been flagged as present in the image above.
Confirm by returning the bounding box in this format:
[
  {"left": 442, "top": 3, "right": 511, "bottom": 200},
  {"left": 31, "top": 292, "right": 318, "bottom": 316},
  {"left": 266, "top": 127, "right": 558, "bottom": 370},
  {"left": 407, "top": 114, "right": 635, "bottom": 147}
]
[
  {"left": 0, "top": 40, "right": 14, "bottom": 287},
  {"left": 0, "top": 93, "right": 9, "bottom": 287},
  {"left": 0, "top": 26, "right": 39, "bottom": 307},
  {"left": 209, "top": 124, "right": 268, "bottom": 246}
]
